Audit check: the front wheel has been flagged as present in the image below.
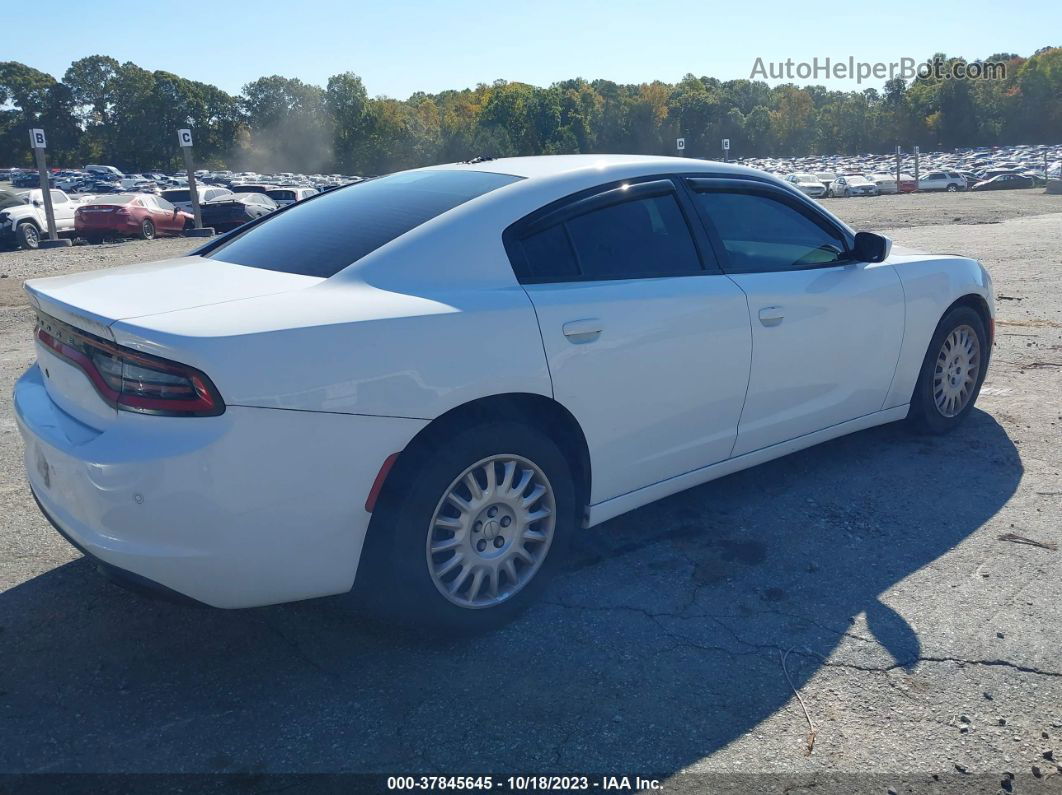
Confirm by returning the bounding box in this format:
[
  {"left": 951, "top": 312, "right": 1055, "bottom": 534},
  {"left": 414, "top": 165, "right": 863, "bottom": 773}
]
[
  {"left": 947, "top": 184, "right": 958, "bottom": 192},
  {"left": 138, "top": 219, "right": 155, "bottom": 240},
  {"left": 359, "top": 420, "right": 577, "bottom": 633},
  {"left": 17, "top": 222, "right": 40, "bottom": 250},
  {"left": 908, "top": 306, "right": 989, "bottom": 434}
]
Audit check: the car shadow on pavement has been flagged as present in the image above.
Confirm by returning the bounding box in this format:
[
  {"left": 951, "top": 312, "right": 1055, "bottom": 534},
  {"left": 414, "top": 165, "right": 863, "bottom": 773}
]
[{"left": 0, "top": 410, "right": 1020, "bottom": 774}]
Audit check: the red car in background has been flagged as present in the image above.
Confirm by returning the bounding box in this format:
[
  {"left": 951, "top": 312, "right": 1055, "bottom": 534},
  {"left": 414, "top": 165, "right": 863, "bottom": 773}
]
[{"left": 75, "top": 193, "right": 193, "bottom": 242}]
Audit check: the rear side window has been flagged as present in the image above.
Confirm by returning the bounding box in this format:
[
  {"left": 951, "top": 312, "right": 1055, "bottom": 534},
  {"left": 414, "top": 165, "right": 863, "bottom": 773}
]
[
  {"left": 514, "top": 192, "right": 702, "bottom": 282},
  {"left": 694, "top": 190, "right": 847, "bottom": 273},
  {"left": 207, "top": 170, "right": 521, "bottom": 278}
]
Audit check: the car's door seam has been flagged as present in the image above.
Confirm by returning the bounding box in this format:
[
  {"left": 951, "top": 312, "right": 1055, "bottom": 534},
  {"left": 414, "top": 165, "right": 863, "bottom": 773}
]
[
  {"left": 517, "top": 283, "right": 557, "bottom": 400},
  {"left": 879, "top": 265, "right": 908, "bottom": 410},
  {"left": 726, "top": 273, "right": 755, "bottom": 459}
]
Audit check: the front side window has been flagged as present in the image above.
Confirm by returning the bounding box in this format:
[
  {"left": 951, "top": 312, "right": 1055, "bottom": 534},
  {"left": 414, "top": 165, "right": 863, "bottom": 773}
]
[
  {"left": 694, "top": 189, "right": 848, "bottom": 273},
  {"left": 514, "top": 191, "right": 702, "bottom": 282},
  {"left": 207, "top": 169, "right": 521, "bottom": 278}
]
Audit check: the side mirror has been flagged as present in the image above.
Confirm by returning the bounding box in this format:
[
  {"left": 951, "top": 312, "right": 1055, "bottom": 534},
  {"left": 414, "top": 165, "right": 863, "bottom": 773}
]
[
  {"left": 32, "top": 199, "right": 41, "bottom": 207},
  {"left": 853, "top": 231, "right": 892, "bottom": 263}
]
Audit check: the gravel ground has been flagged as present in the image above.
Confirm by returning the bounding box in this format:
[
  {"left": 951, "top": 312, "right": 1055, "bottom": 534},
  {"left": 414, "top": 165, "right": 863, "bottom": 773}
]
[{"left": 0, "top": 190, "right": 1060, "bottom": 789}]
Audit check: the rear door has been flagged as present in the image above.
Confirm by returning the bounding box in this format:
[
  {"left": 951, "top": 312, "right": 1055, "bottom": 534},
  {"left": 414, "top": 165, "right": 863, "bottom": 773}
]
[
  {"left": 687, "top": 178, "right": 905, "bottom": 456},
  {"left": 506, "top": 177, "right": 752, "bottom": 504}
]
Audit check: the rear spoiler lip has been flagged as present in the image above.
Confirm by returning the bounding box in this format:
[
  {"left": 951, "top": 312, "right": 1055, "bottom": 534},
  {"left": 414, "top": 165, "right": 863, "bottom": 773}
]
[{"left": 22, "top": 282, "right": 118, "bottom": 341}]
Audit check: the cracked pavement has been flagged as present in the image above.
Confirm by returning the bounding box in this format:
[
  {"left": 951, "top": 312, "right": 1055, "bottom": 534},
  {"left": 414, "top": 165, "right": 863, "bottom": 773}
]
[{"left": 0, "top": 190, "right": 1060, "bottom": 782}]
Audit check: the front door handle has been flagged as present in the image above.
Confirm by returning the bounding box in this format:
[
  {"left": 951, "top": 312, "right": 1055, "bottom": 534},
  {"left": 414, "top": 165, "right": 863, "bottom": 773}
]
[
  {"left": 758, "top": 306, "right": 784, "bottom": 327},
  {"left": 562, "top": 319, "right": 602, "bottom": 343}
]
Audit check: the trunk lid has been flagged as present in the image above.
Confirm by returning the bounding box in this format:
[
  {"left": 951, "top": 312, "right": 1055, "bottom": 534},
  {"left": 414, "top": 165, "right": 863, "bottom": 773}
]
[{"left": 24, "top": 256, "right": 321, "bottom": 428}]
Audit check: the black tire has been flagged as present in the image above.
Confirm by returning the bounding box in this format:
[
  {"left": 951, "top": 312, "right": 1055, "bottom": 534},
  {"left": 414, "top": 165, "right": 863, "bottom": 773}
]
[
  {"left": 358, "top": 419, "right": 578, "bottom": 634},
  {"left": 908, "top": 305, "right": 989, "bottom": 434},
  {"left": 17, "top": 222, "right": 41, "bottom": 250},
  {"left": 138, "top": 219, "right": 155, "bottom": 240},
  {"left": 947, "top": 184, "right": 958, "bottom": 192}
]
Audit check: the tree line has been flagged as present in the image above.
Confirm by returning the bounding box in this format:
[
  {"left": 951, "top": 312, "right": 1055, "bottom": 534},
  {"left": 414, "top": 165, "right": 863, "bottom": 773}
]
[{"left": 1, "top": 48, "right": 1059, "bottom": 175}]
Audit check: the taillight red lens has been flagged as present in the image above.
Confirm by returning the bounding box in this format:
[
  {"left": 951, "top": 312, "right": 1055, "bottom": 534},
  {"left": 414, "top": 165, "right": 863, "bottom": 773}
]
[{"left": 35, "top": 315, "right": 224, "bottom": 417}]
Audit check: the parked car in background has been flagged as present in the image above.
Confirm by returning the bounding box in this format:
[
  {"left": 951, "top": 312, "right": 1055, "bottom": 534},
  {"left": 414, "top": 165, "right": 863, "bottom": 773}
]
[
  {"left": 265, "top": 186, "right": 318, "bottom": 206},
  {"left": 828, "top": 174, "right": 879, "bottom": 197},
  {"left": 160, "top": 186, "right": 234, "bottom": 213},
  {"left": 75, "top": 194, "right": 192, "bottom": 241},
  {"left": 1047, "top": 161, "right": 1062, "bottom": 195},
  {"left": 782, "top": 173, "right": 826, "bottom": 198},
  {"left": 84, "top": 165, "right": 124, "bottom": 180},
  {"left": 868, "top": 173, "right": 898, "bottom": 194},
  {"left": 897, "top": 173, "right": 918, "bottom": 193},
  {"left": 970, "top": 174, "right": 1035, "bottom": 191},
  {"left": 14, "top": 155, "right": 996, "bottom": 631},
  {"left": 918, "top": 171, "right": 966, "bottom": 191},
  {"left": 0, "top": 189, "right": 81, "bottom": 249},
  {"left": 11, "top": 171, "right": 44, "bottom": 189},
  {"left": 200, "top": 192, "right": 278, "bottom": 231},
  {"left": 226, "top": 183, "right": 275, "bottom": 195},
  {"left": 815, "top": 172, "right": 836, "bottom": 191}
]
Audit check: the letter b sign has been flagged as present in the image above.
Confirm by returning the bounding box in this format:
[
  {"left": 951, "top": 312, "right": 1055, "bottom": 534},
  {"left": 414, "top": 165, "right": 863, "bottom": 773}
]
[{"left": 29, "top": 129, "right": 47, "bottom": 149}]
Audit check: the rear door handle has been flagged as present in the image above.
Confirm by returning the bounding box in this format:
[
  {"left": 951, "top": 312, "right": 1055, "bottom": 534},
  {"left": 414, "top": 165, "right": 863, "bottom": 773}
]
[
  {"left": 758, "top": 306, "right": 784, "bottom": 327},
  {"left": 562, "top": 319, "right": 602, "bottom": 343}
]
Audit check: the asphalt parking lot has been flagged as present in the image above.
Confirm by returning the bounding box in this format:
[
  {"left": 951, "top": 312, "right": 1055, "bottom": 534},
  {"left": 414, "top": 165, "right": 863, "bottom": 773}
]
[{"left": 1, "top": 190, "right": 1061, "bottom": 787}]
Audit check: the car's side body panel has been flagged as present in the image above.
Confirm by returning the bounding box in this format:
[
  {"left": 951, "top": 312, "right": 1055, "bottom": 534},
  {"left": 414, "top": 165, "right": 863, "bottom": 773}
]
[
  {"left": 728, "top": 260, "right": 905, "bottom": 455},
  {"left": 111, "top": 281, "right": 554, "bottom": 421},
  {"left": 526, "top": 275, "right": 752, "bottom": 503},
  {"left": 883, "top": 252, "right": 994, "bottom": 410}
]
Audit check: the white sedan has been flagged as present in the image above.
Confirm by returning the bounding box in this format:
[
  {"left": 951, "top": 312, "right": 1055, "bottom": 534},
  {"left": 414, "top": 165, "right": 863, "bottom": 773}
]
[{"left": 14, "top": 155, "right": 994, "bottom": 632}]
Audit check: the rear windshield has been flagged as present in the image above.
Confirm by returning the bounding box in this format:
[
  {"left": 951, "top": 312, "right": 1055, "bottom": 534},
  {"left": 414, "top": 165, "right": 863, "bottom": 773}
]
[
  {"left": 161, "top": 189, "right": 191, "bottom": 202},
  {"left": 267, "top": 190, "right": 296, "bottom": 201},
  {"left": 87, "top": 194, "right": 137, "bottom": 205},
  {"left": 206, "top": 169, "right": 521, "bottom": 277}
]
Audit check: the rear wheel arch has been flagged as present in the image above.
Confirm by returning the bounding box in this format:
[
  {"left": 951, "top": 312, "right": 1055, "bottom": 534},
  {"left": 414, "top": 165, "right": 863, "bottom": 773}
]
[{"left": 377, "top": 393, "right": 592, "bottom": 518}]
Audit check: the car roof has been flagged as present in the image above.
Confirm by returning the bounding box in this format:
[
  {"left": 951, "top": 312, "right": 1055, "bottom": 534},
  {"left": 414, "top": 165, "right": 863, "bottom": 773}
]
[{"left": 429, "top": 154, "right": 764, "bottom": 181}]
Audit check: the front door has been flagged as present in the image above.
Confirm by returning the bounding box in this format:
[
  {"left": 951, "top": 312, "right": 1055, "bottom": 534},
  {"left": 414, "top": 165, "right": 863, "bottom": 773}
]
[{"left": 688, "top": 180, "right": 905, "bottom": 456}]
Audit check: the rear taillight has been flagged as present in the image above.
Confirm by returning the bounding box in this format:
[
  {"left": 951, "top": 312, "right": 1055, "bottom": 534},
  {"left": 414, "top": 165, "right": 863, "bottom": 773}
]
[{"left": 35, "top": 314, "right": 224, "bottom": 417}]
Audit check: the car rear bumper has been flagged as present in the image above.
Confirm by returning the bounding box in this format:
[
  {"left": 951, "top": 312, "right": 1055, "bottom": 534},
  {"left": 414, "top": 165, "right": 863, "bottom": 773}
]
[{"left": 14, "top": 364, "right": 426, "bottom": 608}]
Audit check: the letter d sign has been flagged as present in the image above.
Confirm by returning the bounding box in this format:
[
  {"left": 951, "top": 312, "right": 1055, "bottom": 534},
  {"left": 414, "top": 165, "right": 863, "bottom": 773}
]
[
  {"left": 178, "top": 129, "right": 193, "bottom": 147},
  {"left": 30, "top": 129, "right": 47, "bottom": 149}
]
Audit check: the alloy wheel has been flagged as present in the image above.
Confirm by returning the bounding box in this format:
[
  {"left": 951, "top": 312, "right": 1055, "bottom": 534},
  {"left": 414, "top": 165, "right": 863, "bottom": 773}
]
[
  {"left": 933, "top": 324, "right": 981, "bottom": 417},
  {"left": 426, "top": 454, "right": 556, "bottom": 609}
]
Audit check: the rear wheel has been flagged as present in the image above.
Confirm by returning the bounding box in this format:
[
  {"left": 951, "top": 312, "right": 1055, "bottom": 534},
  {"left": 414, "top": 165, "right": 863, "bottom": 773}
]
[
  {"left": 17, "top": 222, "right": 40, "bottom": 250},
  {"left": 138, "top": 219, "right": 155, "bottom": 240},
  {"left": 908, "top": 306, "right": 988, "bottom": 434},
  {"left": 947, "top": 184, "right": 958, "bottom": 192},
  {"left": 359, "top": 420, "right": 577, "bottom": 633}
]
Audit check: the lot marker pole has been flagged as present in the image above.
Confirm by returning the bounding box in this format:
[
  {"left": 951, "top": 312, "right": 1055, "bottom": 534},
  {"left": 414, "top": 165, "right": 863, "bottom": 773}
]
[
  {"left": 895, "top": 145, "right": 901, "bottom": 194},
  {"left": 178, "top": 129, "right": 213, "bottom": 238},
  {"left": 914, "top": 145, "right": 920, "bottom": 188},
  {"left": 29, "top": 129, "right": 71, "bottom": 249}
]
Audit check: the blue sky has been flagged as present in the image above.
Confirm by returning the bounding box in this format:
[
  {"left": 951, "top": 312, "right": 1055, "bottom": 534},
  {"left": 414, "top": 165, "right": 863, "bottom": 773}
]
[{"left": 13, "top": 0, "right": 1059, "bottom": 97}]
